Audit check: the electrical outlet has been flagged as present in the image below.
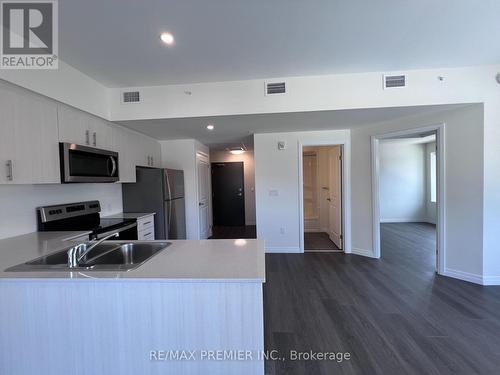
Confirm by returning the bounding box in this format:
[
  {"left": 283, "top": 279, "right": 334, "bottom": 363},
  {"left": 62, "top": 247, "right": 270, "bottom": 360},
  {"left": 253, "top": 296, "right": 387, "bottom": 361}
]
[{"left": 280, "top": 227, "right": 286, "bottom": 235}]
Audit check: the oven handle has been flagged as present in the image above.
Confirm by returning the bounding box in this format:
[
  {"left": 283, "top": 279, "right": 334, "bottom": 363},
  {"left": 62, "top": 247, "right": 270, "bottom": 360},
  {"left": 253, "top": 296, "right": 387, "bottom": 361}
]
[{"left": 95, "top": 222, "right": 137, "bottom": 240}]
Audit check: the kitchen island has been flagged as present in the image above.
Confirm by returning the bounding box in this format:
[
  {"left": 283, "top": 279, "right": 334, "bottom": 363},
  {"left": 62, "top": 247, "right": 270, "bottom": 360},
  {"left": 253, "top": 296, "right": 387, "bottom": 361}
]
[{"left": 0, "top": 232, "right": 265, "bottom": 375}]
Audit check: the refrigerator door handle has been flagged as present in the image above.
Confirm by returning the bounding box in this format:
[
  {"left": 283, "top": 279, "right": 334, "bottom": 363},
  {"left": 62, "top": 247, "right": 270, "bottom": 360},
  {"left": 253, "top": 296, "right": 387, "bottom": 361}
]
[{"left": 165, "top": 170, "right": 172, "bottom": 201}]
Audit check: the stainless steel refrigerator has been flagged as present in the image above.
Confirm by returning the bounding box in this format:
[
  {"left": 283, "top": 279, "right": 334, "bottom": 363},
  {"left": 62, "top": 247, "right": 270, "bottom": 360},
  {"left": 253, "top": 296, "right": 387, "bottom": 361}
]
[{"left": 122, "top": 167, "right": 186, "bottom": 240}]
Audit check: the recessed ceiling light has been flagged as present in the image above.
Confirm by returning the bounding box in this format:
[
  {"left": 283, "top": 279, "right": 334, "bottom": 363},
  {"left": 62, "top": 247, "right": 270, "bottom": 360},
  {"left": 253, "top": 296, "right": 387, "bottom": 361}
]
[
  {"left": 229, "top": 147, "right": 245, "bottom": 155},
  {"left": 160, "top": 32, "right": 175, "bottom": 45},
  {"left": 206, "top": 124, "right": 215, "bottom": 130}
]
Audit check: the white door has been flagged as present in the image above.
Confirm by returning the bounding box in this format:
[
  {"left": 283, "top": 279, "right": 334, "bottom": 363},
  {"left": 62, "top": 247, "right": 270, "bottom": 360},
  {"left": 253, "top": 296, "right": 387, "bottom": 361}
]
[
  {"left": 197, "top": 154, "right": 210, "bottom": 239},
  {"left": 328, "top": 146, "right": 343, "bottom": 249}
]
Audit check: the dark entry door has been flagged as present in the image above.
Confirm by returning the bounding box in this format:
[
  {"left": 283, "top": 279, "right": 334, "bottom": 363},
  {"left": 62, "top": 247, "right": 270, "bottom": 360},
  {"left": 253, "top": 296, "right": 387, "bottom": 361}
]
[{"left": 211, "top": 162, "right": 245, "bottom": 226}]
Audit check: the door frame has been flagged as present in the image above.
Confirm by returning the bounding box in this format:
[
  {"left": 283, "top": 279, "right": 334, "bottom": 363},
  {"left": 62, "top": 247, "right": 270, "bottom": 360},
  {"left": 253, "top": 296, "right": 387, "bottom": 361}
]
[
  {"left": 371, "top": 123, "right": 446, "bottom": 274},
  {"left": 196, "top": 151, "right": 211, "bottom": 239},
  {"left": 298, "top": 141, "right": 351, "bottom": 253}
]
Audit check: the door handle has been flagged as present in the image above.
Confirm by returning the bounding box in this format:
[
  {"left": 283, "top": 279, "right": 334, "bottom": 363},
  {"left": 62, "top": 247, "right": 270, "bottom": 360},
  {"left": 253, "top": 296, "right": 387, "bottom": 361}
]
[
  {"left": 85, "top": 130, "right": 90, "bottom": 145},
  {"left": 6, "top": 160, "right": 13, "bottom": 181},
  {"left": 237, "top": 193, "right": 242, "bottom": 196},
  {"left": 199, "top": 202, "right": 204, "bottom": 206},
  {"left": 326, "top": 198, "right": 331, "bottom": 201}
]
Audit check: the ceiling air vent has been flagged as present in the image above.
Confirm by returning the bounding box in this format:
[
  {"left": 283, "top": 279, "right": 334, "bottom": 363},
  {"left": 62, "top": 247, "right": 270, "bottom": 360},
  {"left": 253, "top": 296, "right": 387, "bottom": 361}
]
[
  {"left": 265, "top": 81, "right": 286, "bottom": 95},
  {"left": 121, "top": 91, "right": 141, "bottom": 103},
  {"left": 383, "top": 74, "right": 407, "bottom": 89}
]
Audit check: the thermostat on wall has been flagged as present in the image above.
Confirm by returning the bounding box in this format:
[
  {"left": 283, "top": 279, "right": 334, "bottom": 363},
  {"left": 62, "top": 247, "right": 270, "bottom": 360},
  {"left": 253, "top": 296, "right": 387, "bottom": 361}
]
[{"left": 277, "top": 141, "right": 286, "bottom": 150}]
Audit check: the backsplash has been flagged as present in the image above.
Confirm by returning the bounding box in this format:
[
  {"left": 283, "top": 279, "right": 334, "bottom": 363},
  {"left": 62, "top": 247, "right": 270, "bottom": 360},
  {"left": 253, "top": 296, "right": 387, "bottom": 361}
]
[{"left": 0, "top": 184, "right": 123, "bottom": 239}]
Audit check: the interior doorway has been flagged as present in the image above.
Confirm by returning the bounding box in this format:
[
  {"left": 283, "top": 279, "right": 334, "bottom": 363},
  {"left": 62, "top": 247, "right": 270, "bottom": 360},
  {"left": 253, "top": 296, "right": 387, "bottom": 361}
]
[
  {"left": 302, "top": 145, "right": 343, "bottom": 252},
  {"left": 372, "top": 125, "right": 444, "bottom": 273}
]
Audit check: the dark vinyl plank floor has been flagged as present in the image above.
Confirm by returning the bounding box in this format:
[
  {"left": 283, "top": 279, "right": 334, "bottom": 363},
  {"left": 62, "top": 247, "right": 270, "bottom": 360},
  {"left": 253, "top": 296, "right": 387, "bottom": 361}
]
[
  {"left": 304, "top": 232, "right": 340, "bottom": 251},
  {"left": 264, "top": 223, "right": 500, "bottom": 375}
]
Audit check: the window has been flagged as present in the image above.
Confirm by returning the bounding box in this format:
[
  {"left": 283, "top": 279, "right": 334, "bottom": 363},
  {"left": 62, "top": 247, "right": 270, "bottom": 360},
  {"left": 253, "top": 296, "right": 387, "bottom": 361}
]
[{"left": 430, "top": 151, "right": 437, "bottom": 202}]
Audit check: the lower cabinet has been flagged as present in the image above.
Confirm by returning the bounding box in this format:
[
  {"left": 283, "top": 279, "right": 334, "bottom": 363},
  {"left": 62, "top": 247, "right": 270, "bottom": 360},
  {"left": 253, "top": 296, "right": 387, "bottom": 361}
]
[{"left": 137, "top": 215, "right": 155, "bottom": 240}]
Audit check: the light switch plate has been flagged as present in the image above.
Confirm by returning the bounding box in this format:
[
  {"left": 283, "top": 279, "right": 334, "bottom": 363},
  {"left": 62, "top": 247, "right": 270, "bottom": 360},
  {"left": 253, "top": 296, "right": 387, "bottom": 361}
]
[
  {"left": 269, "top": 190, "right": 279, "bottom": 196},
  {"left": 277, "top": 141, "right": 286, "bottom": 150}
]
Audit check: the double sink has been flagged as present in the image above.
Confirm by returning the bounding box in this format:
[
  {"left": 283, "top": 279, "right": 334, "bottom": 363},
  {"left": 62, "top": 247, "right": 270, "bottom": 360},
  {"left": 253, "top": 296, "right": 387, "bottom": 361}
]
[{"left": 6, "top": 241, "right": 171, "bottom": 272}]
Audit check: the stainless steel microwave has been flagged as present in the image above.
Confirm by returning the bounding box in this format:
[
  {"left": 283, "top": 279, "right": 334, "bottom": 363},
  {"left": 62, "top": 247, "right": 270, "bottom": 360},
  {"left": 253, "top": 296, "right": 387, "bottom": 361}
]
[{"left": 60, "top": 143, "right": 119, "bottom": 183}]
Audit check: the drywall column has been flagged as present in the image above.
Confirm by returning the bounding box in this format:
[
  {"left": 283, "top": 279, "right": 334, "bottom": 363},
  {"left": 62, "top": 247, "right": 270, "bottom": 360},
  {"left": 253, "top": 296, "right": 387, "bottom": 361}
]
[{"left": 160, "top": 139, "right": 209, "bottom": 240}]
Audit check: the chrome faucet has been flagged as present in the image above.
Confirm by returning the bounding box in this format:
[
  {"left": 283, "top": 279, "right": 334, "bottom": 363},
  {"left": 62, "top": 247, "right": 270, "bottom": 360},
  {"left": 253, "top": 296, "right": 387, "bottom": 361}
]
[{"left": 67, "top": 232, "right": 119, "bottom": 268}]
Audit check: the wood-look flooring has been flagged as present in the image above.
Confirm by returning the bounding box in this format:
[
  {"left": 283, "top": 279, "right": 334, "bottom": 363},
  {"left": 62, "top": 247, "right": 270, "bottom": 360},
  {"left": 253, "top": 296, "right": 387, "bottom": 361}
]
[
  {"left": 304, "top": 232, "right": 340, "bottom": 251},
  {"left": 264, "top": 223, "right": 500, "bottom": 375}
]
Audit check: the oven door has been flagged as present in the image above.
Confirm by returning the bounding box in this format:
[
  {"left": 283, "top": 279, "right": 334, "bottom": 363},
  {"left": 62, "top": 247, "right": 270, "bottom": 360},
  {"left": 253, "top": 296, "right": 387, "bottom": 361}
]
[{"left": 60, "top": 143, "right": 119, "bottom": 183}]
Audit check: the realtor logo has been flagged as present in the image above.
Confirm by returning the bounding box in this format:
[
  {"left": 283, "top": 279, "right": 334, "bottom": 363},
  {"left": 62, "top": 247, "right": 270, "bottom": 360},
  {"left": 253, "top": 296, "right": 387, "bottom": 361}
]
[{"left": 1, "top": 0, "right": 58, "bottom": 69}]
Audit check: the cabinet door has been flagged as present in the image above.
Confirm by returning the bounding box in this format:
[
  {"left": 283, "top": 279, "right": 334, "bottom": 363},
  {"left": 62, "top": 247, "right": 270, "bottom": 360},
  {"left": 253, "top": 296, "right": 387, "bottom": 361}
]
[
  {"left": 0, "top": 88, "right": 15, "bottom": 184},
  {"left": 0, "top": 84, "right": 59, "bottom": 184},
  {"left": 57, "top": 105, "right": 90, "bottom": 146},
  {"left": 114, "top": 126, "right": 136, "bottom": 183},
  {"left": 89, "top": 117, "right": 113, "bottom": 149},
  {"left": 150, "top": 138, "right": 161, "bottom": 167}
]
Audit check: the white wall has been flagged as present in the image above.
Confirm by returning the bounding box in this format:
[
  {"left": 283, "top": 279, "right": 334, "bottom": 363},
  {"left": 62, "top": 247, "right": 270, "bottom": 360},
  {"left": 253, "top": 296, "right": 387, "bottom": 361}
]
[
  {"left": 209, "top": 150, "right": 256, "bottom": 225},
  {"left": 108, "top": 65, "right": 499, "bottom": 122},
  {"left": 379, "top": 141, "right": 427, "bottom": 223},
  {"left": 351, "top": 104, "right": 484, "bottom": 277},
  {"left": 0, "top": 184, "right": 122, "bottom": 239},
  {"left": 254, "top": 129, "right": 350, "bottom": 252},
  {"left": 0, "top": 61, "right": 109, "bottom": 119},
  {"left": 160, "top": 139, "right": 209, "bottom": 239}
]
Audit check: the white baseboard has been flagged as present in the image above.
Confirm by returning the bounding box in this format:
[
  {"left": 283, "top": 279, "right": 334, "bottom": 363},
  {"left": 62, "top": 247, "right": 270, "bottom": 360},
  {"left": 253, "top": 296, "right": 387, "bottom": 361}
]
[
  {"left": 351, "top": 248, "right": 377, "bottom": 258},
  {"left": 481, "top": 276, "right": 500, "bottom": 285},
  {"left": 380, "top": 218, "right": 427, "bottom": 223},
  {"left": 442, "top": 268, "right": 483, "bottom": 285},
  {"left": 266, "top": 246, "right": 301, "bottom": 253}
]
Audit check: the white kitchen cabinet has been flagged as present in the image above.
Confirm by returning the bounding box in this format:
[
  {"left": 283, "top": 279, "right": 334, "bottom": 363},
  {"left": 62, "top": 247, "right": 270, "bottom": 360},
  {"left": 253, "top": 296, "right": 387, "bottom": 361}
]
[
  {"left": 58, "top": 105, "right": 113, "bottom": 150},
  {"left": 0, "top": 83, "right": 60, "bottom": 184},
  {"left": 136, "top": 133, "right": 161, "bottom": 168},
  {"left": 0, "top": 80, "right": 161, "bottom": 185},
  {"left": 113, "top": 126, "right": 137, "bottom": 183},
  {"left": 137, "top": 215, "right": 155, "bottom": 240}
]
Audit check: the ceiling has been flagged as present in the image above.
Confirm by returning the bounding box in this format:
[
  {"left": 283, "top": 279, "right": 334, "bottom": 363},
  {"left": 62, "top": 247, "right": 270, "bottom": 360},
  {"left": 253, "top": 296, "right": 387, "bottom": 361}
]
[
  {"left": 60, "top": 0, "right": 500, "bottom": 87},
  {"left": 118, "top": 104, "right": 467, "bottom": 148}
]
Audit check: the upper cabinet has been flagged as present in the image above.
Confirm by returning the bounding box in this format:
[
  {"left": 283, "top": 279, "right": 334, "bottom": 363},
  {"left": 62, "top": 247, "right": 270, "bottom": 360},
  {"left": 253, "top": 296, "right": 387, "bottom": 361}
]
[
  {"left": 58, "top": 105, "right": 113, "bottom": 150},
  {"left": 0, "top": 83, "right": 60, "bottom": 184},
  {"left": 0, "top": 82, "right": 161, "bottom": 185},
  {"left": 113, "top": 126, "right": 162, "bottom": 183}
]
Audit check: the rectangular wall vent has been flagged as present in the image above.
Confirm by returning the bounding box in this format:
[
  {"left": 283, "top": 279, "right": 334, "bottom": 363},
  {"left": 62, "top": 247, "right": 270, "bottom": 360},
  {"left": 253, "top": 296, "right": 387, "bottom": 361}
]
[
  {"left": 383, "top": 74, "right": 406, "bottom": 89},
  {"left": 122, "top": 91, "right": 141, "bottom": 103},
  {"left": 265, "top": 81, "right": 286, "bottom": 95}
]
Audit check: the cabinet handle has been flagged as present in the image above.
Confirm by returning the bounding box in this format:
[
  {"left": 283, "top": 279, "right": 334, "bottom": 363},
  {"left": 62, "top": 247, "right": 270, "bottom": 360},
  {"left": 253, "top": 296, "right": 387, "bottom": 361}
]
[
  {"left": 147, "top": 156, "right": 151, "bottom": 166},
  {"left": 150, "top": 156, "right": 154, "bottom": 166},
  {"left": 85, "top": 130, "right": 90, "bottom": 145},
  {"left": 6, "top": 160, "right": 13, "bottom": 181},
  {"left": 144, "top": 232, "right": 152, "bottom": 237},
  {"left": 92, "top": 132, "right": 97, "bottom": 146},
  {"left": 143, "top": 221, "right": 152, "bottom": 226}
]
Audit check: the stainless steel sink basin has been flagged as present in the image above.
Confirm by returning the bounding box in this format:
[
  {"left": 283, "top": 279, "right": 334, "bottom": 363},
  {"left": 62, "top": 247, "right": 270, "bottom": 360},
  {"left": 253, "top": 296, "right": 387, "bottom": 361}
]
[{"left": 5, "top": 241, "right": 171, "bottom": 272}]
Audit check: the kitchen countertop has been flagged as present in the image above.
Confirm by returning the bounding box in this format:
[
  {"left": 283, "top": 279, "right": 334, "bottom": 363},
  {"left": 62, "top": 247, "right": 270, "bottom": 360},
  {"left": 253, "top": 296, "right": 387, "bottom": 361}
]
[
  {"left": 0, "top": 232, "right": 265, "bottom": 282},
  {"left": 103, "top": 212, "right": 156, "bottom": 220}
]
